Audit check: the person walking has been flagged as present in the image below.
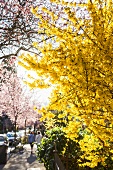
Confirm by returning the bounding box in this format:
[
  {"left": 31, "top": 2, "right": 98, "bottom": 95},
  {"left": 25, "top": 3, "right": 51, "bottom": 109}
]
[
  {"left": 35, "top": 131, "right": 42, "bottom": 147},
  {"left": 28, "top": 131, "right": 35, "bottom": 154}
]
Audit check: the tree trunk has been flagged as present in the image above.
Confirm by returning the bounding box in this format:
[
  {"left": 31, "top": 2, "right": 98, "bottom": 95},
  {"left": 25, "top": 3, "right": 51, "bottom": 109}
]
[{"left": 14, "top": 115, "right": 17, "bottom": 149}]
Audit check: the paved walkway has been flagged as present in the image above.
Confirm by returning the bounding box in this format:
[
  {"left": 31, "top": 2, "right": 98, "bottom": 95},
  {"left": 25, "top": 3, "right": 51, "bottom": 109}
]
[{"left": 0, "top": 144, "right": 46, "bottom": 170}]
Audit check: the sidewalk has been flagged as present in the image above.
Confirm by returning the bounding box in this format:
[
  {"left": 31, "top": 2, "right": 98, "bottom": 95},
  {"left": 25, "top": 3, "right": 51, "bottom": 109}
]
[{"left": 0, "top": 144, "right": 46, "bottom": 170}]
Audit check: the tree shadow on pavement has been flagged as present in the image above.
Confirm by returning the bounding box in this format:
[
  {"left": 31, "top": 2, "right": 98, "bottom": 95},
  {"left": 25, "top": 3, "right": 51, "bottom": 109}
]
[{"left": 27, "top": 153, "right": 37, "bottom": 164}]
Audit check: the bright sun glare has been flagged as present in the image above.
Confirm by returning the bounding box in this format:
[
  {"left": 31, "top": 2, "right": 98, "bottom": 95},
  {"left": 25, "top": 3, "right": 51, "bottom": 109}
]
[{"left": 17, "top": 65, "right": 52, "bottom": 106}]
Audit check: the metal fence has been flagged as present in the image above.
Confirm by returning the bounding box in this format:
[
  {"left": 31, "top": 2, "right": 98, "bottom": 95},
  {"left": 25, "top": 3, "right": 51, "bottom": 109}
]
[{"left": 53, "top": 149, "right": 66, "bottom": 170}]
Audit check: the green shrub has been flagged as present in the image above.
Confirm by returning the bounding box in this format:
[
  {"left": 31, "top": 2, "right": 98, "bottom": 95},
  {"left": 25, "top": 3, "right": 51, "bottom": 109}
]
[
  {"left": 37, "top": 127, "right": 113, "bottom": 170},
  {"left": 36, "top": 127, "right": 83, "bottom": 170}
]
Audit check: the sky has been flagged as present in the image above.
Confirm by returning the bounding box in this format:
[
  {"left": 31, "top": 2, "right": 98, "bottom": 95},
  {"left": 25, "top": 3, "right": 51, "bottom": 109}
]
[{"left": 17, "top": 65, "right": 52, "bottom": 106}]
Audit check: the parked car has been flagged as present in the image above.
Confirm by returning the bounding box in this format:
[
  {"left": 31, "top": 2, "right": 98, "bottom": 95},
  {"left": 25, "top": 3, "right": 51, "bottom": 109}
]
[
  {"left": 0, "top": 134, "right": 9, "bottom": 164},
  {"left": 0, "top": 134, "right": 9, "bottom": 147},
  {"left": 7, "top": 132, "right": 21, "bottom": 146}
]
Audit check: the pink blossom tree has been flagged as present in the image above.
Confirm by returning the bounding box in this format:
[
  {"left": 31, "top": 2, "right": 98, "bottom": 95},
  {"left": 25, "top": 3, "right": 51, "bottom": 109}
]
[
  {"left": 0, "top": 0, "right": 38, "bottom": 59},
  {"left": 0, "top": 72, "right": 40, "bottom": 135},
  {"left": 0, "top": 56, "right": 16, "bottom": 87},
  {"left": 0, "top": 0, "right": 54, "bottom": 60}
]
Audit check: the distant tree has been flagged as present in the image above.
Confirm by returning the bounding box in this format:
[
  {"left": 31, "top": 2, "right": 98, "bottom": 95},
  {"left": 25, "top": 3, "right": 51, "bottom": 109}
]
[{"left": 0, "top": 113, "right": 13, "bottom": 133}]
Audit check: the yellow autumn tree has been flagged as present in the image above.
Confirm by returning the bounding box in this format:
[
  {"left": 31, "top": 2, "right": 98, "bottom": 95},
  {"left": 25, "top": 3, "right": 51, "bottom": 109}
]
[{"left": 18, "top": 0, "right": 113, "bottom": 168}]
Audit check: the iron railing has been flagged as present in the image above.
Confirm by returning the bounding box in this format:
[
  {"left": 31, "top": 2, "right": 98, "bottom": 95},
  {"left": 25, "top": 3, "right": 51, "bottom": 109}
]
[
  {"left": 53, "top": 143, "right": 65, "bottom": 170},
  {"left": 53, "top": 150, "right": 66, "bottom": 170}
]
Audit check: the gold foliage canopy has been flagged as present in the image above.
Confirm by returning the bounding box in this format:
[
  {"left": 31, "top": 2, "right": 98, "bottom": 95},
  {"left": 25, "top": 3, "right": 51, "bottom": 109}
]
[{"left": 19, "top": 0, "right": 113, "bottom": 167}]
